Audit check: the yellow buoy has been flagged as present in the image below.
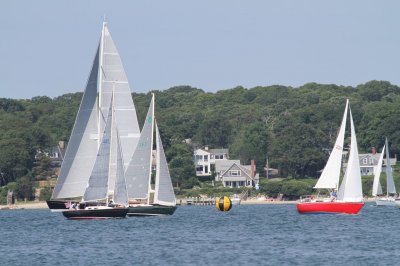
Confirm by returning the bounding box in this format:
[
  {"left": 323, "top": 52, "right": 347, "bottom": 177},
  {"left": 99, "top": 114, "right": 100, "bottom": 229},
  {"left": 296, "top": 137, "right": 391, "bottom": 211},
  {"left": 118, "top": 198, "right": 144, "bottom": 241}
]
[{"left": 215, "top": 196, "right": 232, "bottom": 212}]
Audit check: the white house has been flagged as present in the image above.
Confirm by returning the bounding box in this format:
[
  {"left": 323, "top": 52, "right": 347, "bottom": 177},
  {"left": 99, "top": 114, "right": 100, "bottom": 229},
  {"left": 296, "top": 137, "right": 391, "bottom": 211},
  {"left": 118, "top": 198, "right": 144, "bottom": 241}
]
[{"left": 194, "top": 147, "right": 229, "bottom": 176}]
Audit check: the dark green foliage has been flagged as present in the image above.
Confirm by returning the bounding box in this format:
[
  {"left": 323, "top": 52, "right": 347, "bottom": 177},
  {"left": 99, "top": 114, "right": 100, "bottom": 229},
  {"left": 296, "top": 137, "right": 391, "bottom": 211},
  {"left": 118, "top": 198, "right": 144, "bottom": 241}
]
[
  {"left": 1, "top": 80, "right": 400, "bottom": 199},
  {"left": 15, "top": 175, "right": 34, "bottom": 201},
  {"left": 39, "top": 186, "right": 52, "bottom": 201}
]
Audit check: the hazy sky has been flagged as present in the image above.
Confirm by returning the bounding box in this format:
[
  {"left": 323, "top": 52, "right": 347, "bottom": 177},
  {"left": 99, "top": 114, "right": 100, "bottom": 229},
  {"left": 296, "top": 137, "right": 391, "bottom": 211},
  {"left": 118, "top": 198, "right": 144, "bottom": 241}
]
[{"left": 1, "top": 1, "right": 400, "bottom": 99}]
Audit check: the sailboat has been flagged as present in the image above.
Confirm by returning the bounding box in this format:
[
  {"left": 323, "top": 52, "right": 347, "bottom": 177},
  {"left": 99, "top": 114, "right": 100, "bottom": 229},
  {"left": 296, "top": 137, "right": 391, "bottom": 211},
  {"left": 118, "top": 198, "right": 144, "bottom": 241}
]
[
  {"left": 62, "top": 94, "right": 128, "bottom": 219},
  {"left": 373, "top": 138, "right": 398, "bottom": 206},
  {"left": 47, "top": 21, "right": 140, "bottom": 211},
  {"left": 125, "top": 94, "right": 177, "bottom": 216},
  {"left": 297, "top": 100, "right": 364, "bottom": 214}
]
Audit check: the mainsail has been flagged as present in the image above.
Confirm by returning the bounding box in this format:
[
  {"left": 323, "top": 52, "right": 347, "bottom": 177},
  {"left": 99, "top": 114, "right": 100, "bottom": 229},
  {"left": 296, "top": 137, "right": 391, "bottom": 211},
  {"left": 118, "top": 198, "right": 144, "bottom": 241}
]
[
  {"left": 125, "top": 95, "right": 154, "bottom": 199},
  {"left": 314, "top": 100, "right": 349, "bottom": 189},
  {"left": 385, "top": 138, "right": 396, "bottom": 195},
  {"left": 98, "top": 22, "right": 141, "bottom": 193},
  {"left": 51, "top": 45, "right": 100, "bottom": 199},
  {"left": 337, "top": 108, "right": 363, "bottom": 202},
  {"left": 154, "top": 121, "right": 176, "bottom": 206},
  {"left": 372, "top": 145, "right": 384, "bottom": 196}
]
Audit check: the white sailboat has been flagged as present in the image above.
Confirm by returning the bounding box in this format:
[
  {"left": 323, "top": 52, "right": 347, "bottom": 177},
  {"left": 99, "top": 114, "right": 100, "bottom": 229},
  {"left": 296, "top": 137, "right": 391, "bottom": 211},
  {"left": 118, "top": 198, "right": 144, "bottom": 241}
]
[
  {"left": 62, "top": 94, "right": 128, "bottom": 219},
  {"left": 297, "top": 99, "right": 364, "bottom": 214},
  {"left": 373, "top": 138, "right": 398, "bottom": 206},
  {"left": 47, "top": 21, "right": 140, "bottom": 211},
  {"left": 125, "top": 94, "right": 177, "bottom": 216}
]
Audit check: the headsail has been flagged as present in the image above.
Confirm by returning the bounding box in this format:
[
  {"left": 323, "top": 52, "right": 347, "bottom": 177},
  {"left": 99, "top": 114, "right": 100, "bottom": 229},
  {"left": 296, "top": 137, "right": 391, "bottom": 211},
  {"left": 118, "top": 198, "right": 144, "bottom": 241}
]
[
  {"left": 98, "top": 22, "right": 141, "bottom": 193},
  {"left": 372, "top": 145, "right": 384, "bottom": 196},
  {"left": 385, "top": 138, "right": 396, "bottom": 195},
  {"left": 337, "top": 108, "right": 363, "bottom": 202},
  {"left": 314, "top": 100, "right": 349, "bottom": 189},
  {"left": 154, "top": 121, "right": 176, "bottom": 206},
  {"left": 51, "top": 45, "right": 100, "bottom": 199},
  {"left": 113, "top": 129, "right": 129, "bottom": 206},
  {"left": 125, "top": 95, "right": 155, "bottom": 199},
  {"left": 82, "top": 100, "right": 113, "bottom": 202}
]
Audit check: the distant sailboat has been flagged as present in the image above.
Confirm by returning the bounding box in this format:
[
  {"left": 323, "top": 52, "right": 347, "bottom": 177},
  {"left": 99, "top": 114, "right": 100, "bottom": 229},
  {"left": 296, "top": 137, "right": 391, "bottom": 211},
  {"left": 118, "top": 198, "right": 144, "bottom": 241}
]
[
  {"left": 125, "top": 94, "right": 177, "bottom": 216},
  {"left": 47, "top": 21, "right": 140, "bottom": 211},
  {"left": 373, "top": 138, "right": 398, "bottom": 206},
  {"left": 297, "top": 100, "right": 364, "bottom": 214},
  {"left": 62, "top": 95, "right": 128, "bottom": 219}
]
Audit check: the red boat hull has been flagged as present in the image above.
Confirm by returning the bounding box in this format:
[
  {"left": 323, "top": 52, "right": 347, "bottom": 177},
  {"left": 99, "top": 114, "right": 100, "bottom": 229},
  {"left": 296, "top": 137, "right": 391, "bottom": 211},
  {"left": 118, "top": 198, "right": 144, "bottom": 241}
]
[{"left": 297, "top": 202, "right": 364, "bottom": 214}]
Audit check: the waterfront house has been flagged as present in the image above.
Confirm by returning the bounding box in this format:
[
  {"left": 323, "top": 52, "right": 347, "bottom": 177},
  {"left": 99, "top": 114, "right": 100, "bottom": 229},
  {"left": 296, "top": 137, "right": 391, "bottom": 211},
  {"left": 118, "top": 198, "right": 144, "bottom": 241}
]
[
  {"left": 194, "top": 147, "right": 229, "bottom": 176},
  {"left": 215, "top": 159, "right": 259, "bottom": 188}
]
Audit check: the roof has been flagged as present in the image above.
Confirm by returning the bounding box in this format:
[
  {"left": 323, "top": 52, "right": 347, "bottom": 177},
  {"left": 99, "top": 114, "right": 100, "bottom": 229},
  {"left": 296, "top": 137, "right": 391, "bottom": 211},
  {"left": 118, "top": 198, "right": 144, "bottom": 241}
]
[{"left": 208, "top": 148, "right": 229, "bottom": 154}]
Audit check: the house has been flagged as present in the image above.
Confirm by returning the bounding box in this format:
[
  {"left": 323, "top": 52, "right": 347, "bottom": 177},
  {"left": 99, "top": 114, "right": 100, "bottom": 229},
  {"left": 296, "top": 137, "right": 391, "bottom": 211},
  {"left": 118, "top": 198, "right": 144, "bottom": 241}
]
[
  {"left": 34, "top": 141, "right": 67, "bottom": 177},
  {"left": 215, "top": 159, "right": 259, "bottom": 188},
  {"left": 359, "top": 149, "right": 397, "bottom": 176},
  {"left": 194, "top": 147, "right": 229, "bottom": 176}
]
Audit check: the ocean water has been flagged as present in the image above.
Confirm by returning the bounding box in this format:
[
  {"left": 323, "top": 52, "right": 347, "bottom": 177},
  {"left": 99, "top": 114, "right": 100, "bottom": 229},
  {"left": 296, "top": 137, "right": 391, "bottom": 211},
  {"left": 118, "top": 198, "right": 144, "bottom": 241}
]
[{"left": 0, "top": 203, "right": 399, "bottom": 266}]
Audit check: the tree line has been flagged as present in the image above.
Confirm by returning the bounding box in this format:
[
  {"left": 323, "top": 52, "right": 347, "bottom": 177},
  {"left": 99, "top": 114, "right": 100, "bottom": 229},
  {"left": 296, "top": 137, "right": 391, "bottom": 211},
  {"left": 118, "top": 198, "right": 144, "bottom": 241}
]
[{"left": 0, "top": 80, "right": 399, "bottom": 201}]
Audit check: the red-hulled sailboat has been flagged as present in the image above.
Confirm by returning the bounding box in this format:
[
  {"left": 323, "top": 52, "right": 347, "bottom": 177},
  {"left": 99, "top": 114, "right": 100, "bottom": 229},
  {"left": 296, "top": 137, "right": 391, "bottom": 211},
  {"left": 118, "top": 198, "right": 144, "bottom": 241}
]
[{"left": 297, "top": 100, "right": 365, "bottom": 214}]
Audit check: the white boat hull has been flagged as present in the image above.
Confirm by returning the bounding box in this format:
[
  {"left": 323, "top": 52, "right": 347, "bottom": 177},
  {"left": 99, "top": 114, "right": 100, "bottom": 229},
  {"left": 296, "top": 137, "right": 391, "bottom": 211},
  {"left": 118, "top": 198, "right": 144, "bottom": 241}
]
[
  {"left": 376, "top": 197, "right": 396, "bottom": 207},
  {"left": 231, "top": 198, "right": 241, "bottom": 205}
]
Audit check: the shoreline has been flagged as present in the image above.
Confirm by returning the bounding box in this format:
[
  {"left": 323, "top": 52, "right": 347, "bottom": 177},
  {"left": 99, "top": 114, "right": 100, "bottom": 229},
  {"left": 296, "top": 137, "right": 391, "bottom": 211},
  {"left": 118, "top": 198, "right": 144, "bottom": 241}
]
[{"left": 0, "top": 198, "right": 377, "bottom": 210}]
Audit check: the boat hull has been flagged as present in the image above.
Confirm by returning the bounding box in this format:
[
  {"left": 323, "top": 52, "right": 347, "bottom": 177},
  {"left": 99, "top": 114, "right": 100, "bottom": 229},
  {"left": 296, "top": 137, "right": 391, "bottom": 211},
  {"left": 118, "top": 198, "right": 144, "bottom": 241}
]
[
  {"left": 62, "top": 207, "right": 128, "bottom": 220},
  {"left": 127, "top": 204, "right": 177, "bottom": 216},
  {"left": 376, "top": 197, "right": 396, "bottom": 207},
  {"left": 297, "top": 202, "right": 364, "bottom": 214},
  {"left": 46, "top": 200, "right": 73, "bottom": 211}
]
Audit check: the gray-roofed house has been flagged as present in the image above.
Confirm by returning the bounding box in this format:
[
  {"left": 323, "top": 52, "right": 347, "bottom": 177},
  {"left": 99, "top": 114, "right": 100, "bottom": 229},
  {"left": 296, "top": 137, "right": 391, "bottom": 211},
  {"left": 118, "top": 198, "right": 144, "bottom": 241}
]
[
  {"left": 358, "top": 149, "right": 397, "bottom": 176},
  {"left": 215, "top": 159, "right": 259, "bottom": 188}
]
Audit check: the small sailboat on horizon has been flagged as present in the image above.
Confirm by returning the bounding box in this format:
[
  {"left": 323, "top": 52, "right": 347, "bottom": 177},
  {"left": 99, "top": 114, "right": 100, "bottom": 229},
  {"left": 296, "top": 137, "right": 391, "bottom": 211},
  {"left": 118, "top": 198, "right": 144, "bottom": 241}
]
[
  {"left": 373, "top": 138, "right": 398, "bottom": 206},
  {"left": 297, "top": 99, "right": 364, "bottom": 214}
]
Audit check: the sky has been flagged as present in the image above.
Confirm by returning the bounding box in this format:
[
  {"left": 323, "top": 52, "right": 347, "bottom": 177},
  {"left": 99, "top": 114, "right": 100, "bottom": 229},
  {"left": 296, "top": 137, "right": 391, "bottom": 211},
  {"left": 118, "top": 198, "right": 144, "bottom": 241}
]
[{"left": 1, "top": 1, "right": 400, "bottom": 99}]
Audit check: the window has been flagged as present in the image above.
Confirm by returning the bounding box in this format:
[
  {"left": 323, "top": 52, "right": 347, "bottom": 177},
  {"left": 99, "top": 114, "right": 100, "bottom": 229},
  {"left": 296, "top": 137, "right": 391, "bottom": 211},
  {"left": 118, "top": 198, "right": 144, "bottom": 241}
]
[
  {"left": 230, "top": 170, "right": 241, "bottom": 176},
  {"left": 204, "top": 155, "right": 208, "bottom": 162},
  {"left": 205, "top": 166, "right": 209, "bottom": 174},
  {"left": 363, "top": 158, "right": 368, "bottom": 165},
  {"left": 215, "top": 154, "right": 223, "bottom": 160},
  {"left": 196, "top": 166, "right": 203, "bottom": 172}
]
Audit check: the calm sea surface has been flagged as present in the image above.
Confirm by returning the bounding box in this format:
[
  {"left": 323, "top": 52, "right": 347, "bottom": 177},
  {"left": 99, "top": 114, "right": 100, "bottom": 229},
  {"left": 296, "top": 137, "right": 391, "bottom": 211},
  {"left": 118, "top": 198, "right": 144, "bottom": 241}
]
[{"left": 0, "top": 203, "right": 399, "bottom": 266}]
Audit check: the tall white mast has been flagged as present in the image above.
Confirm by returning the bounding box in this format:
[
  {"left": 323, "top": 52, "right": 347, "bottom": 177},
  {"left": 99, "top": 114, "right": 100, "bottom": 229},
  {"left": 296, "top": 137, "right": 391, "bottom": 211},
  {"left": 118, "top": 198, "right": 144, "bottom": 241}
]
[
  {"left": 97, "top": 20, "right": 106, "bottom": 149},
  {"left": 147, "top": 94, "right": 155, "bottom": 205}
]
